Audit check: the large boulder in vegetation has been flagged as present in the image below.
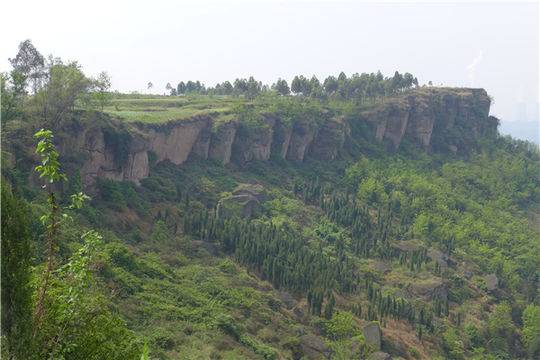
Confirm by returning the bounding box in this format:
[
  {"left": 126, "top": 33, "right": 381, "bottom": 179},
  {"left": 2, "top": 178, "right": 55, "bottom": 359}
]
[
  {"left": 368, "top": 351, "right": 392, "bottom": 360},
  {"left": 409, "top": 278, "right": 448, "bottom": 301},
  {"left": 484, "top": 273, "right": 499, "bottom": 291},
  {"left": 427, "top": 248, "right": 449, "bottom": 271},
  {"left": 216, "top": 183, "right": 266, "bottom": 219},
  {"left": 299, "top": 334, "right": 331, "bottom": 359},
  {"left": 363, "top": 322, "right": 382, "bottom": 350}
]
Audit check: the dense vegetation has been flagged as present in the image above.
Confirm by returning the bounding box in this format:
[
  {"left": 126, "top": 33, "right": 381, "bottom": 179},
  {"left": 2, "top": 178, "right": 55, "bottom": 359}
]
[{"left": 2, "top": 40, "right": 540, "bottom": 359}]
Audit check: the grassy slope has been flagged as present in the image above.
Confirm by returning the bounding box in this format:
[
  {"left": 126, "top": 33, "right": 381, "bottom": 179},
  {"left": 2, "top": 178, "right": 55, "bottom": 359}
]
[{"left": 102, "top": 94, "right": 245, "bottom": 123}]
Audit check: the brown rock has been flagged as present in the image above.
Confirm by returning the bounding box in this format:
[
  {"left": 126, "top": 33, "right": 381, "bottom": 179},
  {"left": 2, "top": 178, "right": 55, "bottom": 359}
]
[
  {"left": 309, "top": 116, "right": 350, "bottom": 160},
  {"left": 363, "top": 322, "right": 382, "bottom": 350},
  {"left": 299, "top": 334, "right": 331, "bottom": 359},
  {"left": 368, "top": 352, "right": 392, "bottom": 360},
  {"left": 208, "top": 120, "right": 238, "bottom": 164},
  {"left": 286, "top": 120, "right": 318, "bottom": 162},
  {"left": 232, "top": 117, "right": 275, "bottom": 164},
  {"left": 484, "top": 273, "right": 499, "bottom": 291},
  {"left": 147, "top": 117, "right": 210, "bottom": 165}
]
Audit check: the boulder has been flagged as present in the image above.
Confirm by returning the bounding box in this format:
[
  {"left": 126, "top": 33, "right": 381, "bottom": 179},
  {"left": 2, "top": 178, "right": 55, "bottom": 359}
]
[
  {"left": 299, "top": 334, "right": 331, "bottom": 359},
  {"left": 392, "top": 240, "right": 422, "bottom": 253},
  {"left": 217, "top": 183, "right": 267, "bottom": 219},
  {"left": 371, "top": 261, "right": 391, "bottom": 274},
  {"left": 484, "top": 274, "right": 499, "bottom": 291},
  {"left": 427, "top": 248, "right": 449, "bottom": 271},
  {"left": 368, "top": 352, "right": 392, "bottom": 360},
  {"left": 409, "top": 278, "right": 448, "bottom": 301},
  {"left": 363, "top": 322, "right": 382, "bottom": 350},
  {"left": 277, "top": 291, "right": 297, "bottom": 310},
  {"left": 217, "top": 194, "right": 261, "bottom": 219},
  {"left": 232, "top": 183, "right": 266, "bottom": 202}
]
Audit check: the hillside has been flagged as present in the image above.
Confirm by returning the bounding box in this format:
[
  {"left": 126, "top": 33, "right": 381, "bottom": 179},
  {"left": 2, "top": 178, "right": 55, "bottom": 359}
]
[{"left": 2, "top": 78, "right": 539, "bottom": 359}]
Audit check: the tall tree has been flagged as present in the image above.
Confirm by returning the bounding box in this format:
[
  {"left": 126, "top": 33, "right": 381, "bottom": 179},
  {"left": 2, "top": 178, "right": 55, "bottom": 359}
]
[
  {"left": 1, "top": 185, "right": 34, "bottom": 359},
  {"left": 273, "top": 78, "right": 290, "bottom": 96},
  {"left": 9, "top": 39, "right": 45, "bottom": 93}
]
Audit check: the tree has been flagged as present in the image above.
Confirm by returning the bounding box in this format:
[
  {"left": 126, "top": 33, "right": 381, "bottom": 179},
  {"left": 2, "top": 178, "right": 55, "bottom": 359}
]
[
  {"left": 1, "top": 71, "right": 27, "bottom": 124},
  {"left": 233, "top": 78, "right": 248, "bottom": 95},
  {"left": 273, "top": 78, "right": 290, "bottom": 96},
  {"left": 246, "top": 76, "right": 261, "bottom": 99},
  {"left": 487, "top": 302, "right": 515, "bottom": 354},
  {"left": 323, "top": 76, "right": 338, "bottom": 95},
  {"left": 222, "top": 80, "right": 233, "bottom": 95},
  {"left": 177, "top": 81, "right": 186, "bottom": 94},
  {"left": 147, "top": 81, "right": 153, "bottom": 93},
  {"left": 522, "top": 304, "right": 540, "bottom": 357},
  {"left": 291, "top": 75, "right": 310, "bottom": 96},
  {"left": 9, "top": 39, "right": 45, "bottom": 93},
  {"left": 28, "top": 129, "right": 140, "bottom": 359},
  {"left": 1, "top": 185, "right": 34, "bottom": 359},
  {"left": 165, "top": 82, "right": 172, "bottom": 95},
  {"left": 33, "top": 61, "right": 91, "bottom": 124},
  {"left": 90, "top": 71, "right": 112, "bottom": 110}
]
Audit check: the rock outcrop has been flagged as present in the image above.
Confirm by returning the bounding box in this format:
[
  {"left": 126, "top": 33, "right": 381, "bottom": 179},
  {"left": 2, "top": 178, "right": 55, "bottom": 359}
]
[
  {"left": 286, "top": 120, "right": 318, "bottom": 162},
  {"left": 208, "top": 121, "right": 238, "bottom": 164},
  {"left": 363, "top": 322, "right": 382, "bottom": 350},
  {"left": 55, "top": 88, "right": 495, "bottom": 188},
  {"left": 232, "top": 117, "right": 275, "bottom": 164},
  {"left": 216, "top": 183, "right": 266, "bottom": 219},
  {"left": 361, "top": 88, "right": 494, "bottom": 152},
  {"left": 309, "top": 116, "right": 350, "bottom": 160},
  {"left": 146, "top": 117, "right": 211, "bottom": 165}
]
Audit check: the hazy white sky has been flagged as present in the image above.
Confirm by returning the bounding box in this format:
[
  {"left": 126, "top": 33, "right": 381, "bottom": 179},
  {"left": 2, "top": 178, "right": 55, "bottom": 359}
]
[{"left": 1, "top": 0, "right": 538, "bottom": 122}]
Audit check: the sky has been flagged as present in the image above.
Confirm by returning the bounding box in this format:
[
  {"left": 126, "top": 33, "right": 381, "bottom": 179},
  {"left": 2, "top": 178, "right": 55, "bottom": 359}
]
[{"left": 1, "top": 0, "right": 538, "bottom": 127}]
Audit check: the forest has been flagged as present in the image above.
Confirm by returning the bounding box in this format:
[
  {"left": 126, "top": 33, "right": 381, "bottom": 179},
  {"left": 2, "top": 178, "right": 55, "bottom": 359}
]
[{"left": 1, "top": 40, "right": 540, "bottom": 360}]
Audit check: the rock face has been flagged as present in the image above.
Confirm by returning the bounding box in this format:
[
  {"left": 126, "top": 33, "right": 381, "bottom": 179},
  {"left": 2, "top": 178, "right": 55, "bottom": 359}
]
[
  {"left": 361, "top": 88, "right": 494, "bottom": 152},
  {"left": 232, "top": 117, "right": 275, "bottom": 164},
  {"left": 146, "top": 117, "right": 211, "bottom": 165},
  {"left": 309, "top": 117, "right": 350, "bottom": 160},
  {"left": 363, "top": 322, "right": 382, "bottom": 350},
  {"left": 286, "top": 120, "right": 318, "bottom": 161},
  {"left": 208, "top": 121, "right": 238, "bottom": 164},
  {"left": 77, "top": 126, "right": 150, "bottom": 186},
  {"left": 60, "top": 88, "right": 495, "bottom": 188}
]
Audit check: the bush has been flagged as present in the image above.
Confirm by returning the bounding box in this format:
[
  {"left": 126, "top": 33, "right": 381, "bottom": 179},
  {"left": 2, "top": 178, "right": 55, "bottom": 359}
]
[{"left": 322, "top": 311, "right": 360, "bottom": 340}]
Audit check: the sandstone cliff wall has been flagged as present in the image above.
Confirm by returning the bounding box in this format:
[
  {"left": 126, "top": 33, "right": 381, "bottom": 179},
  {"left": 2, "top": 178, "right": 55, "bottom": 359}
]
[{"left": 69, "top": 88, "right": 495, "bottom": 187}]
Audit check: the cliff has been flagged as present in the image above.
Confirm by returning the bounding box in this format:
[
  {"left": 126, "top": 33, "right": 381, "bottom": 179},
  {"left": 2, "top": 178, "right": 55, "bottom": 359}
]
[{"left": 48, "top": 88, "right": 496, "bottom": 187}]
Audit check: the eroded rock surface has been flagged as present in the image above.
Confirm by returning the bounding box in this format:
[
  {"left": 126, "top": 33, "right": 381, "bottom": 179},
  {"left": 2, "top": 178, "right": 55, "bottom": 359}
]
[{"left": 55, "top": 88, "right": 495, "bottom": 188}]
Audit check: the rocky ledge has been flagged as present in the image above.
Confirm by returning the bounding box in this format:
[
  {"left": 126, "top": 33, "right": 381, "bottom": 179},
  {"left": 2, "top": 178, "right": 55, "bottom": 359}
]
[{"left": 61, "top": 88, "right": 496, "bottom": 188}]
